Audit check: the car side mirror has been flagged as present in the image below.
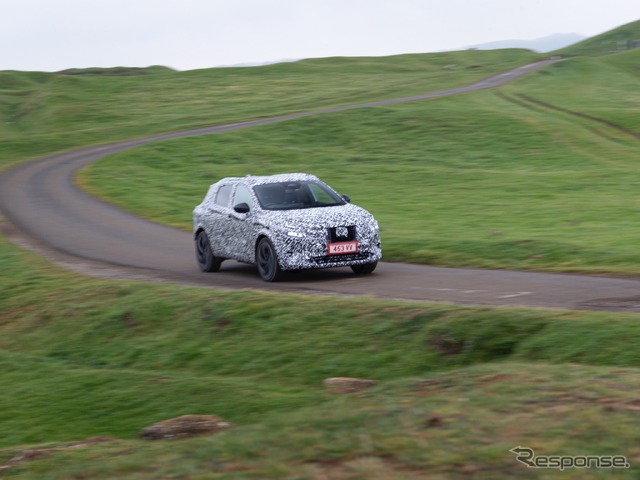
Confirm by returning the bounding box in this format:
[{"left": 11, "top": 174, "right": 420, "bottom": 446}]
[
  {"left": 341, "top": 194, "right": 351, "bottom": 203},
  {"left": 233, "top": 202, "right": 251, "bottom": 214}
]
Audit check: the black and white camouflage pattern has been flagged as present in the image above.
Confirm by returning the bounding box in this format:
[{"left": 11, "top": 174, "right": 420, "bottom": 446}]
[{"left": 193, "top": 173, "right": 382, "bottom": 271}]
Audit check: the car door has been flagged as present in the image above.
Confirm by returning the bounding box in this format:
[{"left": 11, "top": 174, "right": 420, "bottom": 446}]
[
  {"left": 227, "top": 183, "right": 259, "bottom": 262},
  {"left": 205, "top": 183, "right": 234, "bottom": 258}
]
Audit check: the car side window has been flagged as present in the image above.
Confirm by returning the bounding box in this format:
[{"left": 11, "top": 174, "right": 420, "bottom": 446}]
[
  {"left": 215, "top": 185, "right": 233, "bottom": 207},
  {"left": 233, "top": 185, "right": 254, "bottom": 211}
]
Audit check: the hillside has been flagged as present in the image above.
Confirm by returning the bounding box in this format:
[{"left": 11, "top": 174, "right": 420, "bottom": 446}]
[
  {"left": 2, "top": 23, "right": 640, "bottom": 479},
  {"left": 82, "top": 50, "right": 640, "bottom": 275},
  {"left": 0, "top": 49, "right": 539, "bottom": 171},
  {"left": 554, "top": 18, "right": 640, "bottom": 56}
]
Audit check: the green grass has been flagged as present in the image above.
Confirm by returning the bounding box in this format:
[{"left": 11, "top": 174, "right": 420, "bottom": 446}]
[
  {"left": 555, "top": 18, "right": 640, "bottom": 57},
  {"left": 2, "top": 234, "right": 640, "bottom": 478},
  {"left": 4, "top": 364, "right": 640, "bottom": 479},
  {"left": 511, "top": 50, "right": 640, "bottom": 132},
  {"left": 82, "top": 55, "right": 640, "bottom": 274},
  {"left": 3, "top": 34, "right": 640, "bottom": 478},
  {"left": 0, "top": 49, "right": 539, "bottom": 170}
]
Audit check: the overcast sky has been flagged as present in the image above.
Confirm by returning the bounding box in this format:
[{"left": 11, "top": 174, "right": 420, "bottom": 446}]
[{"left": 2, "top": 0, "right": 639, "bottom": 72}]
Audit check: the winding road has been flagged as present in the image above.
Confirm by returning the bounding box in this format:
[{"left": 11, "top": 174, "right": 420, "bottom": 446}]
[{"left": 2, "top": 59, "right": 640, "bottom": 312}]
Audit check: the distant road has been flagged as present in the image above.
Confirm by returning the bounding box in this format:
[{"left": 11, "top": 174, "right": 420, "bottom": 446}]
[{"left": 3, "top": 58, "right": 640, "bottom": 312}]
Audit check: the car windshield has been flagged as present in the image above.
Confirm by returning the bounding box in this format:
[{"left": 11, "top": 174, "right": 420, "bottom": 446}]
[{"left": 253, "top": 181, "right": 346, "bottom": 211}]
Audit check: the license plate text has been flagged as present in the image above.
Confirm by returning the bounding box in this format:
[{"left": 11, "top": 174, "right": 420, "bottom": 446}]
[{"left": 328, "top": 241, "right": 359, "bottom": 255}]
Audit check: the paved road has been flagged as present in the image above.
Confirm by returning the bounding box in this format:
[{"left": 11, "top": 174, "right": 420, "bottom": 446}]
[{"left": 2, "top": 59, "right": 640, "bottom": 312}]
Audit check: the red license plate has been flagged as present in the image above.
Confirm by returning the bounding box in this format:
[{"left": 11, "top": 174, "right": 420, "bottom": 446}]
[{"left": 327, "top": 241, "right": 359, "bottom": 255}]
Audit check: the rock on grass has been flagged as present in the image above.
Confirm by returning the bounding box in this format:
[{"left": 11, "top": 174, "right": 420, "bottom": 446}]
[
  {"left": 323, "top": 377, "right": 377, "bottom": 393},
  {"left": 139, "top": 415, "right": 232, "bottom": 440}
]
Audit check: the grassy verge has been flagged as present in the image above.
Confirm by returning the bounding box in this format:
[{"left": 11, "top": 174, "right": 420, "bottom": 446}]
[
  {"left": 3, "top": 360, "right": 640, "bottom": 478},
  {"left": 2, "top": 233, "right": 640, "bottom": 477}
]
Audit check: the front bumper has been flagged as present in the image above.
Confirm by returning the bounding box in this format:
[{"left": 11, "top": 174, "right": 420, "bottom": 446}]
[{"left": 275, "top": 228, "right": 382, "bottom": 271}]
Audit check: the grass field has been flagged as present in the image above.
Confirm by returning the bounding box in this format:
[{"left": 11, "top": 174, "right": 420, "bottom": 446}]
[
  {"left": 2, "top": 234, "right": 640, "bottom": 478},
  {"left": 0, "top": 49, "right": 539, "bottom": 171},
  {"left": 82, "top": 51, "right": 640, "bottom": 274},
  {"left": 555, "top": 19, "right": 640, "bottom": 57},
  {"left": 2, "top": 21, "right": 640, "bottom": 478}
]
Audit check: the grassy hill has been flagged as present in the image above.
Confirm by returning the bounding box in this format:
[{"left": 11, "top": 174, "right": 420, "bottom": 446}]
[
  {"left": 82, "top": 52, "right": 640, "bottom": 274},
  {"left": 0, "top": 49, "right": 538, "bottom": 170},
  {"left": 554, "top": 18, "right": 640, "bottom": 56},
  {"left": 2, "top": 25, "right": 640, "bottom": 478},
  {"left": 2, "top": 234, "right": 640, "bottom": 478}
]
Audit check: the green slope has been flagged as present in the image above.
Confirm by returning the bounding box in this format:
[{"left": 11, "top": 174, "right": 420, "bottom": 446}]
[
  {"left": 0, "top": 49, "right": 539, "bottom": 170},
  {"left": 554, "top": 18, "right": 640, "bottom": 56},
  {"left": 2, "top": 235, "right": 640, "bottom": 478},
  {"left": 2, "top": 32, "right": 640, "bottom": 479},
  {"left": 82, "top": 53, "right": 640, "bottom": 274}
]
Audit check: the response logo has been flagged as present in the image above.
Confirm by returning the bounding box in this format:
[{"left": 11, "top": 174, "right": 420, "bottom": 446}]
[{"left": 510, "top": 446, "right": 630, "bottom": 471}]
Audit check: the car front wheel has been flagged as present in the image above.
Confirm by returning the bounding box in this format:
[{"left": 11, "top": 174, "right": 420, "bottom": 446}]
[
  {"left": 256, "top": 237, "right": 283, "bottom": 282},
  {"left": 351, "top": 261, "right": 377, "bottom": 275},
  {"left": 196, "top": 230, "right": 222, "bottom": 272}
]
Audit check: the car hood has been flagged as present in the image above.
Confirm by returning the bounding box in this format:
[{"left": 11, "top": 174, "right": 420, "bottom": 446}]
[{"left": 256, "top": 203, "right": 374, "bottom": 231}]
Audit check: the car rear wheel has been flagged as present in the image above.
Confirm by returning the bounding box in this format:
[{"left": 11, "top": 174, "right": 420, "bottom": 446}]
[
  {"left": 196, "top": 231, "right": 222, "bottom": 272},
  {"left": 256, "top": 237, "right": 283, "bottom": 282},
  {"left": 351, "top": 261, "right": 377, "bottom": 275}
]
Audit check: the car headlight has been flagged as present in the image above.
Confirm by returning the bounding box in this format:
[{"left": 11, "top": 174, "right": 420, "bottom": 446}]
[
  {"left": 367, "top": 219, "right": 379, "bottom": 234},
  {"left": 283, "top": 224, "right": 307, "bottom": 238}
]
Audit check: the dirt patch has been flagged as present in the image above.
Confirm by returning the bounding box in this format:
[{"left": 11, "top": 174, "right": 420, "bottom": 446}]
[{"left": 578, "top": 295, "right": 640, "bottom": 312}]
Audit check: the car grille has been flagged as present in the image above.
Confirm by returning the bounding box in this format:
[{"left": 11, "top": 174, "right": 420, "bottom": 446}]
[
  {"left": 328, "top": 225, "right": 356, "bottom": 243},
  {"left": 312, "top": 252, "right": 373, "bottom": 265}
]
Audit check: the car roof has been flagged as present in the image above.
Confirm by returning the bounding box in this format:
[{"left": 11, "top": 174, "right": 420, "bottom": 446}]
[{"left": 215, "top": 173, "right": 320, "bottom": 187}]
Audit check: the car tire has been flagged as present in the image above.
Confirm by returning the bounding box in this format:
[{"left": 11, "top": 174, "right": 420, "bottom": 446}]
[
  {"left": 351, "top": 261, "right": 377, "bottom": 275},
  {"left": 256, "top": 237, "right": 283, "bottom": 282},
  {"left": 195, "top": 230, "right": 222, "bottom": 272}
]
